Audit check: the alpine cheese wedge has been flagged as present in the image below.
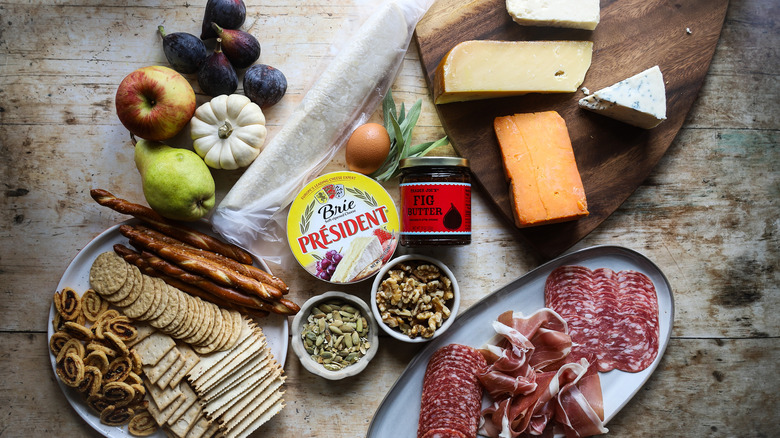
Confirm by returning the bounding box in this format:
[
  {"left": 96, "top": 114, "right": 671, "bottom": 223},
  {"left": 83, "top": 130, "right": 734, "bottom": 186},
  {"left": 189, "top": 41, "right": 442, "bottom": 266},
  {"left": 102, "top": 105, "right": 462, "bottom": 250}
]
[
  {"left": 434, "top": 40, "right": 594, "bottom": 104},
  {"left": 578, "top": 66, "right": 667, "bottom": 129},
  {"left": 494, "top": 111, "right": 588, "bottom": 228},
  {"left": 506, "top": 0, "right": 600, "bottom": 30}
]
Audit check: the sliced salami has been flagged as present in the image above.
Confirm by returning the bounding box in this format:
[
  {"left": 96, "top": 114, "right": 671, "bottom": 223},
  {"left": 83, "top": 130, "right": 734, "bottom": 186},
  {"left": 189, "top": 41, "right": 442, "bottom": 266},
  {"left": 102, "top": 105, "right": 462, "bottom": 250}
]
[
  {"left": 417, "top": 344, "right": 486, "bottom": 438},
  {"left": 544, "top": 265, "right": 660, "bottom": 373}
]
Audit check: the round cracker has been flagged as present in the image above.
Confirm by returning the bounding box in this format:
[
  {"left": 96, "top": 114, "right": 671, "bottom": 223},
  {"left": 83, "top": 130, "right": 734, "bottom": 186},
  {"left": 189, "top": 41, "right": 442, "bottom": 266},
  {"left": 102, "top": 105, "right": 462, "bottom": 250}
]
[
  {"left": 193, "top": 308, "right": 225, "bottom": 354},
  {"left": 168, "top": 290, "right": 190, "bottom": 334},
  {"left": 215, "top": 309, "right": 239, "bottom": 352},
  {"left": 89, "top": 252, "right": 129, "bottom": 296},
  {"left": 121, "top": 275, "right": 155, "bottom": 318},
  {"left": 115, "top": 268, "right": 146, "bottom": 308},
  {"left": 143, "top": 278, "right": 169, "bottom": 322},
  {"left": 168, "top": 293, "right": 194, "bottom": 338},
  {"left": 210, "top": 308, "right": 232, "bottom": 352},
  {"left": 149, "top": 284, "right": 179, "bottom": 329},
  {"left": 104, "top": 264, "right": 141, "bottom": 304},
  {"left": 136, "top": 277, "right": 163, "bottom": 322},
  {"left": 179, "top": 297, "right": 204, "bottom": 340},
  {"left": 222, "top": 311, "right": 243, "bottom": 351},
  {"left": 186, "top": 301, "right": 215, "bottom": 345}
]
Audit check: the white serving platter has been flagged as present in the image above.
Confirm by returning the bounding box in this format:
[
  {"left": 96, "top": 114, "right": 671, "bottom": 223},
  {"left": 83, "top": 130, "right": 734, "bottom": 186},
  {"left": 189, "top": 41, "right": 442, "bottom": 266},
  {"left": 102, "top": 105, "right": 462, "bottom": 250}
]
[
  {"left": 47, "top": 220, "right": 288, "bottom": 438},
  {"left": 367, "top": 245, "right": 674, "bottom": 437}
]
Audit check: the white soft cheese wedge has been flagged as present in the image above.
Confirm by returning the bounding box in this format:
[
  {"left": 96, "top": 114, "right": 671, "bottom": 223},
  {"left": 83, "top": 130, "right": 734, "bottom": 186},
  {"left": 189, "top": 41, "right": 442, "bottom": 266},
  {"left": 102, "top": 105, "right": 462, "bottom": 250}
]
[
  {"left": 434, "top": 40, "right": 593, "bottom": 104},
  {"left": 578, "top": 66, "right": 667, "bottom": 129},
  {"left": 331, "top": 236, "right": 383, "bottom": 283},
  {"left": 506, "top": 0, "right": 600, "bottom": 30}
]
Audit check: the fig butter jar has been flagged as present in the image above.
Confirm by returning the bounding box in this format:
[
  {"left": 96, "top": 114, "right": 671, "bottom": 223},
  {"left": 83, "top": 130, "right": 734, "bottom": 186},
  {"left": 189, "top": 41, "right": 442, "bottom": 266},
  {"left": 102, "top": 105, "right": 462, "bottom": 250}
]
[{"left": 399, "top": 157, "right": 471, "bottom": 246}]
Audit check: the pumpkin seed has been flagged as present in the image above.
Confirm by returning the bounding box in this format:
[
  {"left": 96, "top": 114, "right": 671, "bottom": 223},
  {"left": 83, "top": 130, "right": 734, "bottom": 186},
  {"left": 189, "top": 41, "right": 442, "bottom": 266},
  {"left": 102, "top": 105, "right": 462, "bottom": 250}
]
[{"left": 301, "top": 299, "right": 373, "bottom": 373}]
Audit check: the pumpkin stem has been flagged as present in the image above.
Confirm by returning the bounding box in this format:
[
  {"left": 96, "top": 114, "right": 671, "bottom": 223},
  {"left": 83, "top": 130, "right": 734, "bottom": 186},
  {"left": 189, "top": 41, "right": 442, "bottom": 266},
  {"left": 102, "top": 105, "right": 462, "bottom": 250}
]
[{"left": 218, "top": 121, "right": 233, "bottom": 139}]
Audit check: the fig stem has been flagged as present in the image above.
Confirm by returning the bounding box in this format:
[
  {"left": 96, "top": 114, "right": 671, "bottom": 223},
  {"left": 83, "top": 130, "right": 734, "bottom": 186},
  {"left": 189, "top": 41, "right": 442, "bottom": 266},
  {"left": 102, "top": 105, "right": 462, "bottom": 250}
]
[
  {"left": 211, "top": 22, "right": 223, "bottom": 35},
  {"left": 157, "top": 25, "right": 166, "bottom": 38}
]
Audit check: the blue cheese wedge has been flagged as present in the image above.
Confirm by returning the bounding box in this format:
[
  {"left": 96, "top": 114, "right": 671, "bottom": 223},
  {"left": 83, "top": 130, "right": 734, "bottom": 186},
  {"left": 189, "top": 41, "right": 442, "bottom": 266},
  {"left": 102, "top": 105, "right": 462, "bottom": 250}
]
[
  {"left": 578, "top": 66, "right": 667, "bottom": 129},
  {"left": 331, "top": 236, "right": 383, "bottom": 283},
  {"left": 506, "top": 0, "right": 600, "bottom": 30}
]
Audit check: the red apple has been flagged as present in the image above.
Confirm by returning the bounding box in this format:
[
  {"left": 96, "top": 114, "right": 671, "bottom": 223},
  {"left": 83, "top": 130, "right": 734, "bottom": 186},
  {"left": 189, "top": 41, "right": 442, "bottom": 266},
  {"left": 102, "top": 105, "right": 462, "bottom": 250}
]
[{"left": 115, "top": 66, "right": 196, "bottom": 141}]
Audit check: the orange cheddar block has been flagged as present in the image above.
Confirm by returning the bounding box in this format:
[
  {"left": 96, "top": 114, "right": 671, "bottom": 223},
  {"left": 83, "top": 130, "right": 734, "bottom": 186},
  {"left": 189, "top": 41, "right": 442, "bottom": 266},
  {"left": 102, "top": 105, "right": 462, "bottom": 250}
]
[{"left": 494, "top": 111, "right": 588, "bottom": 228}]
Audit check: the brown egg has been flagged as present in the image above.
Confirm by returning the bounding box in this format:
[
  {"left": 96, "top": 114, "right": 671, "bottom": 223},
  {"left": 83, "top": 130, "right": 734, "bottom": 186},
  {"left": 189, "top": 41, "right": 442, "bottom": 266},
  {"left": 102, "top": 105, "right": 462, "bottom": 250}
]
[{"left": 345, "top": 122, "right": 391, "bottom": 175}]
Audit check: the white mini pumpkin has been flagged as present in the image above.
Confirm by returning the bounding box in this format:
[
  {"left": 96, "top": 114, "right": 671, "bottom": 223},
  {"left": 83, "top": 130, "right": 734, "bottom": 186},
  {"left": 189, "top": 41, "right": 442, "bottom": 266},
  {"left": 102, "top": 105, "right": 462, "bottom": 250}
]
[{"left": 190, "top": 94, "right": 267, "bottom": 170}]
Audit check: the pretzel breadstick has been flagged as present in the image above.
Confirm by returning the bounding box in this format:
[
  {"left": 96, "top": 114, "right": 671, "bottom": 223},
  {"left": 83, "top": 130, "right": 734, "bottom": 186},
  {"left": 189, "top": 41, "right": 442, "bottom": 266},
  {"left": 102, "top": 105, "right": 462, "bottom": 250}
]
[
  {"left": 90, "top": 189, "right": 253, "bottom": 264},
  {"left": 138, "top": 251, "right": 297, "bottom": 315},
  {"left": 119, "top": 225, "right": 282, "bottom": 303},
  {"left": 134, "top": 225, "right": 289, "bottom": 294},
  {"left": 113, "top": 245, "right": 273, "bottom": 317}
]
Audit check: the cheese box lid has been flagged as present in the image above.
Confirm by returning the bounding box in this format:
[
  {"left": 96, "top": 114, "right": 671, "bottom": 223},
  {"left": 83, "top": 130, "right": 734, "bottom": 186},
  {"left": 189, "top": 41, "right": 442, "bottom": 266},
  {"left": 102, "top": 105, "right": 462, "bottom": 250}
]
[{"left": 287, "top": 171, "right": 399, "bottom": 283}]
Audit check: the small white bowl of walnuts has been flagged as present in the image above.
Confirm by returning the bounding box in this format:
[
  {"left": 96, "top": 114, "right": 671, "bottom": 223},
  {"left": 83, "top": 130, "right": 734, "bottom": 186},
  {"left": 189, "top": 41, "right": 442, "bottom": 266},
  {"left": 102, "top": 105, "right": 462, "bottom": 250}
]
[{"left": 370, "top": 254, "right": 460, "bottom": 343}]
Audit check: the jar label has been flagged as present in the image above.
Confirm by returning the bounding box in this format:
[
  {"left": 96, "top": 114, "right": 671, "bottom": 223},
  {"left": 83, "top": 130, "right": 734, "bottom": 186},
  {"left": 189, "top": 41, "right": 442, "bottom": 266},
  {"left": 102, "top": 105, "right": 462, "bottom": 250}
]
[{"left": 400, "top": 182, "right": 471, "bottom": 235}]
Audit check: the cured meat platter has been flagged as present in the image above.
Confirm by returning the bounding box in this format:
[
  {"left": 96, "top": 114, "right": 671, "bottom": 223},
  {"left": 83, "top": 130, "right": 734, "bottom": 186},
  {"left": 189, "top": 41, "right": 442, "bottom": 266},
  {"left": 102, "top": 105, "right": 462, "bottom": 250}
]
[
  {"left": 367, "top": 245, "right": 674, "bottom": 437},
  {"left": 47, "top": 221, "right": 288, "bottom": 438},
  {"left": 415, "top": 0, "right": 729, "bottom": 259}
]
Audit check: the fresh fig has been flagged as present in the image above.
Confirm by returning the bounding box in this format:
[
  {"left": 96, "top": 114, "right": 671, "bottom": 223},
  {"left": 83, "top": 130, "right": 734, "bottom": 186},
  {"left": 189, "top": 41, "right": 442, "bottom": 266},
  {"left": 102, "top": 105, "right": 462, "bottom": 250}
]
[
  {"left": 198, "top": 39, "right": 238, "bottom": 97},
  {"left": 243, "top": 64, "right": 287, "bottom": 108},
  {"left": 158, "top": 26, "right": 208, "bottom": 74},
  {"left": 211, "top": 23, "right": 260, "bottom": 69},
  {"left": 201, "top": 0, "right": 246, "bottom": 40}
]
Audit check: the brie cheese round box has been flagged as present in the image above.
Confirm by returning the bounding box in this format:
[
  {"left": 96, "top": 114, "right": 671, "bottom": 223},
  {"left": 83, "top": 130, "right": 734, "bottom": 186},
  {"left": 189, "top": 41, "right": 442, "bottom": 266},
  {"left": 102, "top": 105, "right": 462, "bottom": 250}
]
[{"left": 287, "top": 171, "right": 399, "bottom": 283}]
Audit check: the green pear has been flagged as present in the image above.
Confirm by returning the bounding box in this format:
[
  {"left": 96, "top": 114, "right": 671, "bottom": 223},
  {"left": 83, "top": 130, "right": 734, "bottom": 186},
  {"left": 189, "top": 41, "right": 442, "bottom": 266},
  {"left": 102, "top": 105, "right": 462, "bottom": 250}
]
[{"left": 134, "top": 138, "right": 216, "bottom": 221}]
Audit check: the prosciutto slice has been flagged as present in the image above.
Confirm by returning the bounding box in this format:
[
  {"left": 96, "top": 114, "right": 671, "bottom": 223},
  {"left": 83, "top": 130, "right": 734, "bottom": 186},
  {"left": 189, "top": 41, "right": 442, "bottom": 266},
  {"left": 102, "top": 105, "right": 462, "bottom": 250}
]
[
  {"left": 478, "top": 310, "right": 607, "bottom": 438},
  {"left": 544, "top": 266, "right": 660, "bottom": 373}
]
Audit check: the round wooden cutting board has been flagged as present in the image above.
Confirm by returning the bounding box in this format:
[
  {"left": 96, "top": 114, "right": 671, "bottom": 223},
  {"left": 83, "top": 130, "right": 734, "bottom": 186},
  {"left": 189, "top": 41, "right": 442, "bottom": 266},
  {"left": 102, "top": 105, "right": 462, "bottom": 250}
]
[{"left": 415, "top": 0, "right": 729, "bottom": 260}]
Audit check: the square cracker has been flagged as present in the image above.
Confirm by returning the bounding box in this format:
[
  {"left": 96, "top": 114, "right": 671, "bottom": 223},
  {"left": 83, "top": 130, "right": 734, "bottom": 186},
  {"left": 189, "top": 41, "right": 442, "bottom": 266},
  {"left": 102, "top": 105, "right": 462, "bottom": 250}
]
[
  {"left": 167, "top": 382, "right": 198, "bottom": 426},
  {"left": 157, "top": 351, "right": 187, "bottom": 389},
  {"left": 169, "top": 345, "right": 199, "bottom": 389},
  {"left": 133, "top": 331, "right": 176, "bottom": 366},
  {"left": 146, "top": 377, "right": 183, "bottom": 411},
  {"left": 144, "top": 347, "right": 180, "bottom": 384}
]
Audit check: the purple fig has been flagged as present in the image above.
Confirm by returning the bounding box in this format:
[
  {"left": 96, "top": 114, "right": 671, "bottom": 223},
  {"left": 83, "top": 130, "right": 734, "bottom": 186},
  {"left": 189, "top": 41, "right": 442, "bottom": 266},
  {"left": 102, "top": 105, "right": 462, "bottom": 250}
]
[
  {"left": 243, "top": 64, "right": 287, "bottom": 108},
  {"left": 201, "top": 0, "right": 246, "bottom": 40},
  {"left": 211, "top": 22, "right": 260, "bottom": 69},
  {"left": 198, "top": 39, "right": 238, "bottom": 97},
  {"left": 158, "top": 26, "right": 208, "bottom": 74}
]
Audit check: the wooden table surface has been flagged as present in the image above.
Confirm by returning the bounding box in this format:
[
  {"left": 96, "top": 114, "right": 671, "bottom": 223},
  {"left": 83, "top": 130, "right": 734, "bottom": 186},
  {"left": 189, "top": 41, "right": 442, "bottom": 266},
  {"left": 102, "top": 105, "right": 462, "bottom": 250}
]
[{"left": 1, "top": 0, "right": 777, "bottom": 437}]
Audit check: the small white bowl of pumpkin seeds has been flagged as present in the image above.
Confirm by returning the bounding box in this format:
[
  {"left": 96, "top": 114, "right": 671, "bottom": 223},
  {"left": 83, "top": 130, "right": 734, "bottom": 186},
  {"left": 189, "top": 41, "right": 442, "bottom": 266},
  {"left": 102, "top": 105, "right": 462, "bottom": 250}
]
[{"left": 291, "top": 291, "right": 379, "bottom": 380}]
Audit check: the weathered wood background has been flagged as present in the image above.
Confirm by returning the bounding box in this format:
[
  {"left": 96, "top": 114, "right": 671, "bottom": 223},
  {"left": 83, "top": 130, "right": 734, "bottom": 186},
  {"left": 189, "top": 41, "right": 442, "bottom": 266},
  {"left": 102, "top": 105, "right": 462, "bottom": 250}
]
[{"left": 0, "top": 0, "right": 777, "bottom": 436}]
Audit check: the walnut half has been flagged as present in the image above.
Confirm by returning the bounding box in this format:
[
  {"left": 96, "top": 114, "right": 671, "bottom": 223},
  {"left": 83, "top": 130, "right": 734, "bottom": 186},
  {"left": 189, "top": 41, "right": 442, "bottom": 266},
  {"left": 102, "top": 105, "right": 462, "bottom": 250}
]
[{"left": 375, "top": 261, "right": 454, "bottom": 339}]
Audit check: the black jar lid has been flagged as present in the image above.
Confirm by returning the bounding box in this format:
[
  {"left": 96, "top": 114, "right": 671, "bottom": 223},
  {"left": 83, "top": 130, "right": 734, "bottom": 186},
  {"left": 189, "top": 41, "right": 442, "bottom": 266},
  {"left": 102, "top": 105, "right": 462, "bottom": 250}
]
[{"left": 399, "top": 156, "right": 469, "bottom": 169}]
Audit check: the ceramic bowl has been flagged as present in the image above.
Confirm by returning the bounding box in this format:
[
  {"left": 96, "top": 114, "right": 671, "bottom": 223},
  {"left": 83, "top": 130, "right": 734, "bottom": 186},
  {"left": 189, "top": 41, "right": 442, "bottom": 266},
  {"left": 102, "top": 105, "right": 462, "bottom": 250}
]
[
  {"left": 370, "top": 254, "right": 460, "bottom": 343},
  {"left": 291, "top": 291, "right": 379, "bottom": 380}
]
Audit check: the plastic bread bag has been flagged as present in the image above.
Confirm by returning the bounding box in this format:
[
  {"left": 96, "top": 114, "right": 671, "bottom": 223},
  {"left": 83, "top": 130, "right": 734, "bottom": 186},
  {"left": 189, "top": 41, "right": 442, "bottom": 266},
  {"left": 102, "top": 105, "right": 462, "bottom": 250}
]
[{"left": 210, "top": 0, "right": 435, "bottom": 265}]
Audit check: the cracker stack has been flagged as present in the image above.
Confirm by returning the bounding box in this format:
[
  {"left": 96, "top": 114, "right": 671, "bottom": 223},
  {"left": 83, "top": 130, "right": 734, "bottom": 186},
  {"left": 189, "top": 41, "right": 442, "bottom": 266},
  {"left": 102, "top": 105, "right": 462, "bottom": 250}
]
[
  {"left": 187, "top": 318, "right": 286, "bottom": 438},
  {"left": 90, "top": 252, "right": 243, "bottom": 354}
]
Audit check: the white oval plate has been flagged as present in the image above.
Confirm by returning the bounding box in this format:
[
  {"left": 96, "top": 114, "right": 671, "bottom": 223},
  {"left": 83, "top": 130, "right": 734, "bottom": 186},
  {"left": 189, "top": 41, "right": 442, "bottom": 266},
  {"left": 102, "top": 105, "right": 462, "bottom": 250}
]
[
  {"left": 367, "top": 245, "right": 674, "bottom": 437},
  {"left": 47, "top": 220, "right": 288, "bottom": 438}
]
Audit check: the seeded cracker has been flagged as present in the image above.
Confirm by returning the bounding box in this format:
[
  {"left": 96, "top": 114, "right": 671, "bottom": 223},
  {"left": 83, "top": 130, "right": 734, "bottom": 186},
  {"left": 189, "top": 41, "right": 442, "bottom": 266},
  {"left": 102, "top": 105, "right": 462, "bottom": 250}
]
[
  {"left": 89, "top": 252, "right": 129, "bottom": 296},
  {"left": 150, "top": 284, "right": 179, "bottom": 329},
  {"left": 144, "top": 277, "right": 170, "bottom": 322},
  {"left": 179, "top": 297, "right": 203, "bottom": 340},
  {"left": 185, "top": 300, "right": 215, "bottom": 346},
  {"left": 122, "top": 275, "right": 155, "bottom": 319},
  {"left": 105, "top": 263, "right": 140, "bottom": 304},
  {"left": 114, "top": 265, "right": 145, "bottom": 307}
]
